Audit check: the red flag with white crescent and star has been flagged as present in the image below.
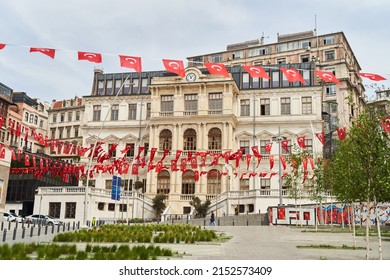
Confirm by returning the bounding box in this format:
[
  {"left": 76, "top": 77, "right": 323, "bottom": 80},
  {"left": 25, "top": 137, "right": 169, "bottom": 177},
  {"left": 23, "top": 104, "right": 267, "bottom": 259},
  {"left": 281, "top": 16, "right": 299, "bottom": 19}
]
[
  {"left": 297, "top": 136, "right": 306, "bottom": 148},
  {"left": 0, "top": 43, "right": 6, "bottom": 50},
  {"left": 205, "top": 62, "right": 230, "bottom": 78},
  {"left": 119, "top": 55, "right": 142, "bottom": 72},
  {"left": 358, "top": 72, "right": 386, "bottom": 81},
  {"left": 78, "top": 51, "right": 102, "bottom": 63},
  {"left": 30, "top": 47, "right": 56, "bottom": 59},
  {"left": 242, "top": 65, "right": 270, "bottom": 79},
  {"left": 162, "top": 59, "right": 185, "bottom": 78},
  {"left": 337, "top": 127, "right": 347, "bottom": 140},
  {"left": 314, "top": 70, "right": 342, "bottom": 84},
  {"left": 315, "top": 132, "right": 325, "bottom": 145},
  {"left": 380, "top": 116, "right": 390, "bottom": 133},
  {"left": 280, "top": 68, "right": 305, "bottom": 83}
]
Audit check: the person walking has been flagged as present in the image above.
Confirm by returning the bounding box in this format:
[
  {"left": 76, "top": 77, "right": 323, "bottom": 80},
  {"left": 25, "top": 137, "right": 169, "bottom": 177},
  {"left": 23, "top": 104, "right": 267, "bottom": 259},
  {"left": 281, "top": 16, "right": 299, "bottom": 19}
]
[{"left": 209, "top": 211, "right": 216, "bottom": 226}]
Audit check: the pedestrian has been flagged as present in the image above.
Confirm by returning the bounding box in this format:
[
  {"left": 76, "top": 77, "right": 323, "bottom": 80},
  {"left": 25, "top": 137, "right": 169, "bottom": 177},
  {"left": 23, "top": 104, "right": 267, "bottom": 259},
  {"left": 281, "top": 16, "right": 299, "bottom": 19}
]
[
  {"left": 209, "top": 211, "right": 216, "bottom": 226},
  {"left": 92, "top": 217, "right": 96, "bottom": 227}
]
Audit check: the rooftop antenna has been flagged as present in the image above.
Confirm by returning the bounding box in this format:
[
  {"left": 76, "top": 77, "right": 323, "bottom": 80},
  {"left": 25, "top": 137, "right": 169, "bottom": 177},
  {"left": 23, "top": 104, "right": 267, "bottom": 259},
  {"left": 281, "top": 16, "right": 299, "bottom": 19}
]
[
  {"left": 260, "top": 32, "right": 269, "bottom": 45},
  {"left": 314, "top": 14, "right": 320, "bottom": 59}
]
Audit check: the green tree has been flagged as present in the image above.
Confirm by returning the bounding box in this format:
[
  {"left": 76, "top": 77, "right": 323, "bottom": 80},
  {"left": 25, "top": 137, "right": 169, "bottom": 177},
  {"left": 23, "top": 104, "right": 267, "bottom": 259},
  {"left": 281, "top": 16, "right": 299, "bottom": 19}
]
[
  {"left": 189, "top": 196, "right": 211, "bottom": 218},
  {"left": 152, "top": 194, "right": 167, "bottom": 221},
  {"left": 331, "top": 110, "right": 390, "bottom": 259}
]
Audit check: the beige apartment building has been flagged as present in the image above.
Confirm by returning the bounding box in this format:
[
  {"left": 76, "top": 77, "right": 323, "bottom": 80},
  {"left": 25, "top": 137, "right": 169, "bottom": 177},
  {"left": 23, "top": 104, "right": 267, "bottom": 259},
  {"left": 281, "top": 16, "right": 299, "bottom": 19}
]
[{"left": 33, "top": 30, "right": 366, "bottom": 223}]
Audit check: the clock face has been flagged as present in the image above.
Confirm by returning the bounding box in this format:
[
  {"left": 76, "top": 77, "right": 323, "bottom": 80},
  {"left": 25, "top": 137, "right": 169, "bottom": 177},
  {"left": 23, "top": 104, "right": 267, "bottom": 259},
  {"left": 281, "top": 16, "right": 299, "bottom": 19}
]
[{"left": 186, "top": 73, "right": 196, "bottom": 82}]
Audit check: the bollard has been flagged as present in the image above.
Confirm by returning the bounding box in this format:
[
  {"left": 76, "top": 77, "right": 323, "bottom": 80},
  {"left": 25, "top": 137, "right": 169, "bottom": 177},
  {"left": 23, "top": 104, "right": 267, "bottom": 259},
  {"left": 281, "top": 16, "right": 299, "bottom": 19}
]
[
  {"left": 204, "top": 219, "right": 206, "bottom": 226},
  {"left": 67, "top": 222, "right": 70, "bottom": 231},
  {"left": 13, "top": 228, "right": 17, "bottom": 240},
  {"left": 45, "top": 226, "right": 48, "bottom": 235},
  {"left": 1, "top": 221, "right": 3, "bottom": 231},
  {"left": 62, "top": 223, "right": 66, "bottom": 232},
  {"left": 15, "top": 221, "right": 19, "bottom": 229},
  {"left": 232, "top": 219, "right": 235, "bottom": 226},
  {"left": 52, "top": 225, "right": 55, "bottom": 234},
  {"left": 218, "top": 219, "right": 220, "bottom": 226},
  {"left": 2, "top": 229, "right": 7, "bottom": 242},
  {"left": 37, "top": 226, "right": 41, "bottom": 237},
  {"left": 30, "top": 227, "right": 34, "bottom": 237},
  {"left": 77, "top": 221, "right": 80, "bottom": 229},
  {"left": 22, "top": 228, "right": 26, "bottom": 239},
  {"left": 72, "top": 221, "right": 75, "bottom": 231},
  {"left": 247, "top": 220, "right": 249, "bottom": 226},
  {"left": 8, "top": 221, "right": 11, "bottom": 231},
  {"left": 57, "top": 224, "right": 60, "bottom": 233}
]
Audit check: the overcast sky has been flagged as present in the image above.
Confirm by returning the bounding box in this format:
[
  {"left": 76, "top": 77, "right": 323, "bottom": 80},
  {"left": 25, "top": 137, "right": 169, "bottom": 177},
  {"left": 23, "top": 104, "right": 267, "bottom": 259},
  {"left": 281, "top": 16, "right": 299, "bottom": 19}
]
[{"left": 1, "top": 0, "right": 389, "bottom": 103}]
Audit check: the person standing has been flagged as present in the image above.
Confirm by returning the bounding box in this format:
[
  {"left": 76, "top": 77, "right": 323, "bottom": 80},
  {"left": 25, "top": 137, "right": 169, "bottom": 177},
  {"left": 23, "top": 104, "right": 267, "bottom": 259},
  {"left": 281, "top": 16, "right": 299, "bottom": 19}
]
[{"left": 209, "top": 211, "right": 216, "bottom": 226}]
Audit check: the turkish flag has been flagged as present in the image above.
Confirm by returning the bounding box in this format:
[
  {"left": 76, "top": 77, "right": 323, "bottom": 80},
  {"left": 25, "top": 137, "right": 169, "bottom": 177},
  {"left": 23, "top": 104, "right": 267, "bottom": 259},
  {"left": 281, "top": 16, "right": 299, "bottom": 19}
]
[
  {"left": 242, "top": 65, "right": 270, "bottom": 79},
  {"left": 24, "top": 153, "right": 30, "bottom": 166},
  {"left": 269, "top": 155, "right": 274, "bottom": 169},
  {"left": 171, "top": 160, "right": 179, "bottom": 171},
  {"left": 190, "top": 157, "right": 198, "bottom": 169},
  {"left": 315, "top": 132, "right": 325, "bottom": 145},
  {"left": 78, "top": 51, "right": 102, "bottom": 63},
  {"left": 180, "top": 158, "right": 187, "bottom": 172},
  {"left": 302, "top": 156, "right": 308, "bottom": 171},
  {"left": 30, "top": 47, "right": 56, "bottom": 59},
  {"left": 149, "top": 147, "right": 157, "bottom": 162},
  {"left": 314, "top": 70, "right": 342, "bottom": 84},
  {"left": 175, "top": 150, "right": 182, "bottom": 161},
  {"left": 0, "top": 43, "right": 5, "bottom": 50},
  {"left": 380, "top": 116, "right": 390, "bottom": 133},
  {"left": 259, "top": 172, "right": 267, "bottom": 177},
  {"left": 280, "top": 68, "right": 305, "bottom": 83},
  {"left": 162, "top": 59, "right": 185, "bottom": 78},
  {"left": 205, "top": 62, "right": 230, "bottom": 78},
  {"left": 245, "top": 154, "right": 252, "bottom": 170},
  {"left": 0, "top": 147, "right": 5, "bottom": 159},
  {"left": 119, "top": 55, "right": 142, "bottom": 72},
  {"left": 358, "top": 72, "right": 386, "bottom": 81},
  {"left": 281, "top": 139, "right": 290, "bottom": 153},
  {"left": 210, "top": 154, "right": 220, "bottom": 166},
  {"left": 194, "top": 170, "right": 199, "bottom": 182},
  {"left": 265, "top": 142, "right": 273, "bottom": 153},
  {"left": 131, "top": 163, "right": 139, "bottom": 175},
  {"left": 0, "top": 116, "right": 4, "bottom": 128},
  {"left": 155, "top": 161, "right": 163, "bottom": 173},
  {"left": 337, "top": 127, "right": 347, "bottom": 140},
  {"left": 297, "top": 136, "right": 306, "bottom": 148},
  {"left": 280, "top": 155, "right": 286, "bottom": 170}
]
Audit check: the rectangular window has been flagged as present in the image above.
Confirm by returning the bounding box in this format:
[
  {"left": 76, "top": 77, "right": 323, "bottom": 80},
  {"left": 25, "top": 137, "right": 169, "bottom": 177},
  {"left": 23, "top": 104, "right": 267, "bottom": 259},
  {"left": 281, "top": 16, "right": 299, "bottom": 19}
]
[
  {"left": 146, "top": 103, "right": 151, "bottom": 119},
  {"left": 39, "top": 120, "right": 43, "bottom": 128},
  {"left": 119, "top": 204, "right": 127, "bottom": 212},
  {"left": 132, "top": 78, "right": 139, "bottom": 94},
  {"left": 301, "top": 54, "right": 310, "bottom": 63},
  {"left": 58, "top": 128, "right": 63, "bottom": 139},
  {"left": 262, "top": 73, "right": 270, "bottom": 88},
  {"left": 323, "top": 36, "right": 335, "bottom": 45},
  {"left": 74, "top": 126, "right": 79, "bottom": 138},
  {"left": 141, "top": 78, "right": 148, "bottom": 93},
  {"left": 281, "top": 98, "right": 291, "bottom": 115},
  {"left": 51, "top": 128, "right": 56, "bottom": 139},
  {"left": 325, "top": 50, "right": 335, "bottom": 61},
  {"left": 242, "top": 73, "right": 250, "bottom": 89},
  {"left": 252, "top": 77, "right": 260, "bottom": 88},
  {"left": 303, "top": 70, "right": 311, "bottom": 85},
  {"left": 93, "top": 105, "right": 101, "bottom": 121},
  {"left": 126, "top": 143, "right": 135, "bottom": 157},
  {"left": 114, "top": 79, "right": 122, "bottom": 95},
  {"left": 240, "top": 178, "right": 249, "bottom": 191},
  {"left": 97, "top": 81, "right": 104, "bottom": 95},
  {"left": 105, "top": 179, "right": 113, "bottom": 190},
  {"left": 260, "top": 98, "right": 270, "bottom": 115},
  {"left": 52, "top": 114, "right": 57, "bottom": 123},
  {"left": 208, "top": 93, "right": 222, "bottom": 114},
  {"left": 211, "top": 54, "right": 222, "bottom": 62},
  {"left": 272, "top": 71, "right": 280, "bottom": 87},
  {"left": 67, "top": 112, "right": 72, "bottom": 122},
  {"left": 239, "top": 140, "right": 250, "bottom": 154},
  {"left": 305, "top": 139, "right": 313, "bottom": 152},
  {"left": 240, "top": 99, "right": 250, "bottom": 116},
  {"left": 66, "top": 126, "right": 71, "bottom": 138},
  {"left": 128, "top": 104, "right": 137, "bottom": 120},
  {"left": 184, "top": 94, "right": 198, "bottom": 114},
  {"left": 111, "top": 104, "right": 119, "bottom": 120},
  {"left": 60, "top": 113, "right": 65, "bottom": 122},
  {"left": 161, "top": 95, "right": 174, "bottom": 112},
  {"left": 65, "top": 202, "right": 76, "bottom": 219},
  {"left": 326, "top": 85, "right": 336, "bottom": 96},
  {"left": 106, "top": 80, "right": 113, "bottom": 95},
  {"left": 49, "top": 202, "right": 61, "bottom": 218},
  {"left": 302, "top": 97, "right": 312, "bottom": 114},
  {"left": 260, "top": 178, "right": 270, "bottom": 189},
  {"left": 75, "top": 111, "right": 80, "bottom": 121},
  {"left": 232, "top": 51, "right": 243, "bottom": 60}
]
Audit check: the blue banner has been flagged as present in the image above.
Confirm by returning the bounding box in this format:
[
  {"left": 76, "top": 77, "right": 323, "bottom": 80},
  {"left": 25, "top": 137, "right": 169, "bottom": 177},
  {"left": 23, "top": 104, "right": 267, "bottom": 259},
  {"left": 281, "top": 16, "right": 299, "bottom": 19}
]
[{"left": 111, "top": 175, "right": 121, "bottom": 201}]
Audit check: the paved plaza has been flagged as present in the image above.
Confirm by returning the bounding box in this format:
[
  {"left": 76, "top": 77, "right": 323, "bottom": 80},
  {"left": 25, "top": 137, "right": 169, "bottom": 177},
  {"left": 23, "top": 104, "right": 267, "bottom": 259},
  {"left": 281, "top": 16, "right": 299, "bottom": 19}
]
[{"left": 157, "top": 225, "right": 390, "bottom": 260}]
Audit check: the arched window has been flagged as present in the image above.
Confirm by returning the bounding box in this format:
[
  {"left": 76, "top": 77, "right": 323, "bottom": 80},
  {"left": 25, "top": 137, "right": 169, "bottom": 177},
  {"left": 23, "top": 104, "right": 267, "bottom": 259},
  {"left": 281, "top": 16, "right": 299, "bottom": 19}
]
[
  {"left": 157, "top": 170, "right": 170, "bottom": 194},
  {"left": 159, "top": 129, "right": 172, "bottom": 151},
  {"left": 183, "top": 128, "right": 196, "bottom": 151},
  {"left": 208, "top": 127, "right": 222, "bottom": 150},
  {"left": 182, "top": 170, "right": 195, "bottom": 194},
  {"left": 207, "top": 169, "right": 220, "bottom": 194}
]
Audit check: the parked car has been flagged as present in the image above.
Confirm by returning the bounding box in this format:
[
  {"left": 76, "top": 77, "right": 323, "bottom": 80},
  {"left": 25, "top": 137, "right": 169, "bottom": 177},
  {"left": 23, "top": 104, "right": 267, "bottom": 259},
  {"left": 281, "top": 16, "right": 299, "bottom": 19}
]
[
  {"left": 25, "top": 214, "right": 63, "bottom": 226},
  {"left": 3, "top": 212, "right": 25, "bottom": 223}
]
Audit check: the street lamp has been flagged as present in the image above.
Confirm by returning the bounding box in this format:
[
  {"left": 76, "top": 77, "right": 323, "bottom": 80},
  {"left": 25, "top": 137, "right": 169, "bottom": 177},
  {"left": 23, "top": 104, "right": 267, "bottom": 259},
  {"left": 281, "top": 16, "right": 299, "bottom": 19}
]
[{"left": 272, "top": 126, "right": 286, "bottom": 206}]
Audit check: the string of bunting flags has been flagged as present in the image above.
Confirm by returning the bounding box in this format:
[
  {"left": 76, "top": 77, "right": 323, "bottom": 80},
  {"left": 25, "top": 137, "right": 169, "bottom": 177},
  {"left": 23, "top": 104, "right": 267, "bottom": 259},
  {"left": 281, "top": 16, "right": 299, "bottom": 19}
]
[
  {"left": 0, "top": 42, "right": 387, "bottom": 82},
  {"left": 1, "top": 114, "right": 389, "bottom": 183}
]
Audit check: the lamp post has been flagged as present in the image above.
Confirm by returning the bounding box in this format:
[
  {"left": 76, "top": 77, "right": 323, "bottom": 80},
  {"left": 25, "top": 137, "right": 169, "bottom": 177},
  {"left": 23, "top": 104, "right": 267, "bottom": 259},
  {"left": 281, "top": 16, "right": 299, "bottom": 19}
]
[
  {"left": 272, "top": 126, "right": 286, "bottom": 206},
  {"left": 83, "top": 74, "right": 133, "bottom": 227}
]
